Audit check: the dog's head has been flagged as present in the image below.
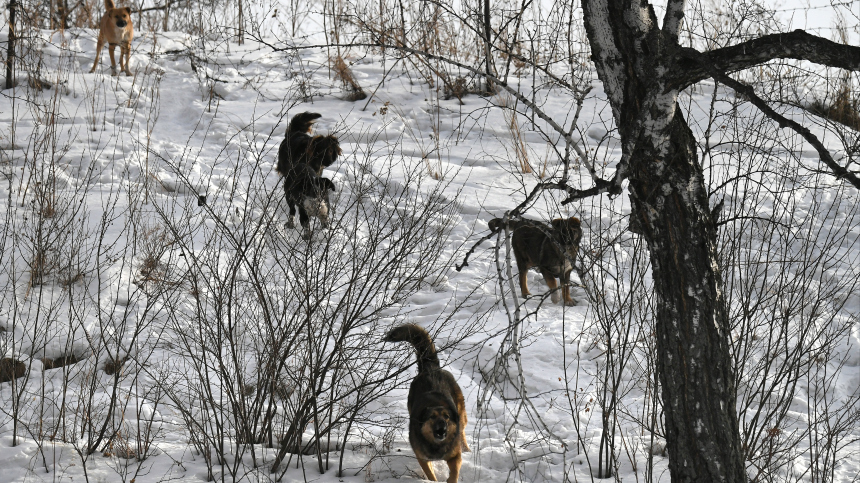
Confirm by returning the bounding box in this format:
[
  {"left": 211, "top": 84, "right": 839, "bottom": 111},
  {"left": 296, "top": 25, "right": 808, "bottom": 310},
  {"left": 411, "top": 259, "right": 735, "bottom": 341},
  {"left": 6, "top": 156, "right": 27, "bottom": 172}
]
[
  {"left": 551, "top": 217, "right": 583, "bottom": 246},
  {"left": 105, "top": 1, "right": 131, "bottom": 27},
  {"left": 419, "top": 405, "right": 458, "bottom": 444}
]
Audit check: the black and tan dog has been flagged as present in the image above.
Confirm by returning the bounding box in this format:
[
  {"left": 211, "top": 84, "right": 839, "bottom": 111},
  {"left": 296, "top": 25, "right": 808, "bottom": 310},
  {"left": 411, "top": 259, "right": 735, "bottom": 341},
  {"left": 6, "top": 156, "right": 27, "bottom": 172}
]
[
  {"left": 488, "top": 216, "right": 583, "bottom": 306},
  {"left": 277, "top": 112, "right": 342, "bottom": 177},
  {"left": 385, "top": 324, "right": 469, "bottom": 483},
  {"left": 89, "top": 0, "right": 134, "bottom": 76}
]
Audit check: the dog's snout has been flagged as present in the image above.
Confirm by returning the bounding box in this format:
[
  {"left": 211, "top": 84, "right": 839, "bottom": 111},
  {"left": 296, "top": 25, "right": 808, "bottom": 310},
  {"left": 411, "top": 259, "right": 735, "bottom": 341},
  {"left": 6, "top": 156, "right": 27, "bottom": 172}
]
[
  {"left": 433, "top": 421, "right": 448, "bottom": 439},
  {"left": 116, "top": 19, "right": 127, "bottom": 27}
]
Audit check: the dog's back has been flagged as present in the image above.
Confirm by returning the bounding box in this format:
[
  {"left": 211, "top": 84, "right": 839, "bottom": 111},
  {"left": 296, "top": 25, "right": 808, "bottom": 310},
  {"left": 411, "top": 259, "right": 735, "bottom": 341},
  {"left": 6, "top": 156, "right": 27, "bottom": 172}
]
[{"left": 490, "top": 216, "right": 582, "bottom": 275}]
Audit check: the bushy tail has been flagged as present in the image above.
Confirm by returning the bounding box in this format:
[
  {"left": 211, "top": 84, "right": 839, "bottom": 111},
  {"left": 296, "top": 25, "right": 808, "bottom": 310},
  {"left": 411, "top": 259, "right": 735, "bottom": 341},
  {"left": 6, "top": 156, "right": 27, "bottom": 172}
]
[
  {"left": 287, "top": 112, "right": 322, "bottom": 136},
  {"left": 384, "top": 324, "right": 440, "bottom": 374}
]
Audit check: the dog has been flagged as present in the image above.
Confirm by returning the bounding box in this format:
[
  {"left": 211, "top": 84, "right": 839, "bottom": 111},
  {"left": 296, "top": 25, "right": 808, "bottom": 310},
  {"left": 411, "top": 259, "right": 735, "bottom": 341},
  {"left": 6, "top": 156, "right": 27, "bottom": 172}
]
[
  {"left": 488, "top": 216, "right": 583, "bottom": 306},
  {"left": 277, "top": 112, "right": 342, "bottom": 177},
  {"left": 384, "top": 324, "right": 469, "bottom": 483},
  {"left": 89, "top": 0, "right": 134, "bottom": 76},
  {"left": 283, "top": 162, "right": 335, "bottom": 239}
]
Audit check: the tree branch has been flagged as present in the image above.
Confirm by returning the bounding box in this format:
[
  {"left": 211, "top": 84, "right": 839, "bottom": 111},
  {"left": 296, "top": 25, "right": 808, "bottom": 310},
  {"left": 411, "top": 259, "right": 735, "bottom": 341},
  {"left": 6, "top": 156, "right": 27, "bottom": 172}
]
[
  {"left": 686, "top": 50, "right": 860, "bottom": 190},
  {"left": 662, "top": 0, "right": 686, "bottom": 42},
  {"left": 672, "top": 30, "right": 860, "bottom": 90}
]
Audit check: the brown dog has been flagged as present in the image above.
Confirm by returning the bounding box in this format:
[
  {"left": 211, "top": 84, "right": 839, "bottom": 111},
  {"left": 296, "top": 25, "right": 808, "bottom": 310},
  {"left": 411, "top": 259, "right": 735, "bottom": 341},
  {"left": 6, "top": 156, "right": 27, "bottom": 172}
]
[
  {"left": 488, "top": 216, "right": 583, "bottom": 306},
  {"left": 89, "top": 0, "right": 134, "bottom": 76},
  {"left": 384, "top": 324, "right": 469, "bottom": 483}
]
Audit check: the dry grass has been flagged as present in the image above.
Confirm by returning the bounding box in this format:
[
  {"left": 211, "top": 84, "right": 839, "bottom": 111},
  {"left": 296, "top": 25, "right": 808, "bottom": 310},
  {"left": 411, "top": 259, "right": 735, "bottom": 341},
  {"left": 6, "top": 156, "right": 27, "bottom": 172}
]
[
  {"left": 443, "top": 75, "right": 471, "bottom": 102},
  {"left": 505, "top": 108, "right": 532, "bottom": 174},
  {"left": 809, "top": 75, "right": 860, "bottom": 131},
  {"left": 332, "top": 55, "right": 368, "bottom": 101}
]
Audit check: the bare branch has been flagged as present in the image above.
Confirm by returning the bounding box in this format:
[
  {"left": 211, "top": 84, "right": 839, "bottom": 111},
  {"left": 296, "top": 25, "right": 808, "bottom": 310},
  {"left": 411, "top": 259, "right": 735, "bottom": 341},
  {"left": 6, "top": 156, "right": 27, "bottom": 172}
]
[{"left": 673, "top": 30, "right": 860, "bottom": 90}]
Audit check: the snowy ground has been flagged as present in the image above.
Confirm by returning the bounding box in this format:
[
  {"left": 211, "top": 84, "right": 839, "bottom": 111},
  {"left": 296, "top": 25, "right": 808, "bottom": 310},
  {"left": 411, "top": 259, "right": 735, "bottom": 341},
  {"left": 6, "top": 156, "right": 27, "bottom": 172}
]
[{"left": 0, "top": 24, "right": 858, "bottom": 483}]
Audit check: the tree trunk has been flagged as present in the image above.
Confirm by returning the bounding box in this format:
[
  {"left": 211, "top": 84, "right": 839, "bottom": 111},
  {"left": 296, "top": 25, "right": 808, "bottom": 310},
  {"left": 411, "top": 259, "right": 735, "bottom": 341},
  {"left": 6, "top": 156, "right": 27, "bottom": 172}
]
[
  {"left": 237, "top": 0, "right": 245, "bottom": 45},
  {"left": 482, "top": 0, "right": 494, "bottom": 94},
  {"left": 5, "top": 0, "right": 16, "bottom": 90},
  {"left": 628, "top": 112, "right": 745, "bottom": 482},
  {"left": 581, "top": 2, "right": 745, "bottom": 480}
]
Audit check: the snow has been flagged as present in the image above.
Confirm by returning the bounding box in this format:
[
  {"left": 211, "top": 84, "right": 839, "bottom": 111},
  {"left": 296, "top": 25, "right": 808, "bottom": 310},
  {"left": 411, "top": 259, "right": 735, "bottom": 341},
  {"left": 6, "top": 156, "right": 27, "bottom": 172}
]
[{"left": 0, "top": 11, "right": 858, "bottom": 483}]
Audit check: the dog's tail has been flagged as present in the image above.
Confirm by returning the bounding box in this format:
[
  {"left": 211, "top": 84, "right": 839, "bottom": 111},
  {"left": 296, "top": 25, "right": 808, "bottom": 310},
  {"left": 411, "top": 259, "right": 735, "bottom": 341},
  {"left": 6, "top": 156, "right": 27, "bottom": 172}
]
[
  {"left": 287, "top": 112, "right": 322, "bottom": 136},
  {"left": 384, "top": 324, "right": 440, "bottom": 374}
]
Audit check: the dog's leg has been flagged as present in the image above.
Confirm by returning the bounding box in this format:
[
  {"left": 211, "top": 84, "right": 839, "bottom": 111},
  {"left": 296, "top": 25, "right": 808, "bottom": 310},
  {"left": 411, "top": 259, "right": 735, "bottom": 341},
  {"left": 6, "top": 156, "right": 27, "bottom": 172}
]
[
  {"left": 562, "top": 271, "right": 576, "bottom": 306},
  {"left": 460, "top": 421, "right": 470, "bottom": 453},
  {"left": 445, "top": 454, "right": 462, "bottom": 483},
  {"left": 298, "top": 204, "right": 312, "bottom": 240},
  {"left": 121, "top": 41, "right": 131, "bottom": 76},
  {"left": 108, "top": 44, "right": 118, "bottom": 75},
  {"left": 89, "top": 36, "right": 105, "bottom": 73},
  {"left": 286, "top": 200, "right": 297, "bottom": 229},
  {"left": 417, "top": 459, "right": 438, "bottom": 481},
  {"left": 518, "top": 270, "right": 532, "bottom": 298},
  {"left": 541, "top": 269, "right": 561, "bottom": 304}
]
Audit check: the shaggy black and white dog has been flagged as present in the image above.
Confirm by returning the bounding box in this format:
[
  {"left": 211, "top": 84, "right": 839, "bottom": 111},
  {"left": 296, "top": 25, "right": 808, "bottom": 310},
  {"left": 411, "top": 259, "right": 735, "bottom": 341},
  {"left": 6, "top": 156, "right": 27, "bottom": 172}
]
[
  {"left": 277, "top": 112, "right": 341, "bottom": 238},
  {"left": 277, "top": 112, "right": 342, "bottom": 177},
  {"left": 283, "top": 163, "right": 336, "bottom": 239}
]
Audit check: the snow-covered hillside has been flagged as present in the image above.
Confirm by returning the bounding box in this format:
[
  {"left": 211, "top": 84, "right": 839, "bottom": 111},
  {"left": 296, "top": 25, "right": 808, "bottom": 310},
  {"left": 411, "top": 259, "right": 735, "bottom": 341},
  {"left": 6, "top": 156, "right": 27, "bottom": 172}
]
[{"left": 0, "top": 23, "right": 858, "bottom": 483}]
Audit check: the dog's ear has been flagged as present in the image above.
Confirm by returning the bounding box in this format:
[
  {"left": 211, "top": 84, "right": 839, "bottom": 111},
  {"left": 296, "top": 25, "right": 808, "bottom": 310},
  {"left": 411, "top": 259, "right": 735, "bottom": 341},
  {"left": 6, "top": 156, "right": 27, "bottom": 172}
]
[
  {"left": 551, "top": 218, "right": 564, "bottom": 231},
  {"left": 124, "top": 6, "right": 131, "bottom": 15}
]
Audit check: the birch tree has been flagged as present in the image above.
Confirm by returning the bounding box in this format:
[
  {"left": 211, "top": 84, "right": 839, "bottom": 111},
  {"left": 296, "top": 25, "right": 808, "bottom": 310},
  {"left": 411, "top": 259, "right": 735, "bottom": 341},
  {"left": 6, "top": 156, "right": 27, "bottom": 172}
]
[{"left": 575, "top": 2, "right": 860, "bottom": 481}]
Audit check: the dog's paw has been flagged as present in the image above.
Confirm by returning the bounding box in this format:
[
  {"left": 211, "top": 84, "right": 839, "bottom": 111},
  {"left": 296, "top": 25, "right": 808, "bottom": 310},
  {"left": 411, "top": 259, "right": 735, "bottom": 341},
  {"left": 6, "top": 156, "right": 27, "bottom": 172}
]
[
  {"left": 564, "top": 298, "right": 576, "bottom": 307},
  {"left": 550, "top": 291, "right": 561, "bottom": 304},
  {"left": 301, "top": 230, "right": 313, "bottom": 240},
  {"left": 285, "top": 219, "right": 295, "bottom": 229}
]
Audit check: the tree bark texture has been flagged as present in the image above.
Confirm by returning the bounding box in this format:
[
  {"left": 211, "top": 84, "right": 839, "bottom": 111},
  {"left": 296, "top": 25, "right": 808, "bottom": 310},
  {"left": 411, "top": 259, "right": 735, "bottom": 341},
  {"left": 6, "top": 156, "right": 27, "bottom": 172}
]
[{"left": 581, "top": 1, "right": 744, "bottom": 481}]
